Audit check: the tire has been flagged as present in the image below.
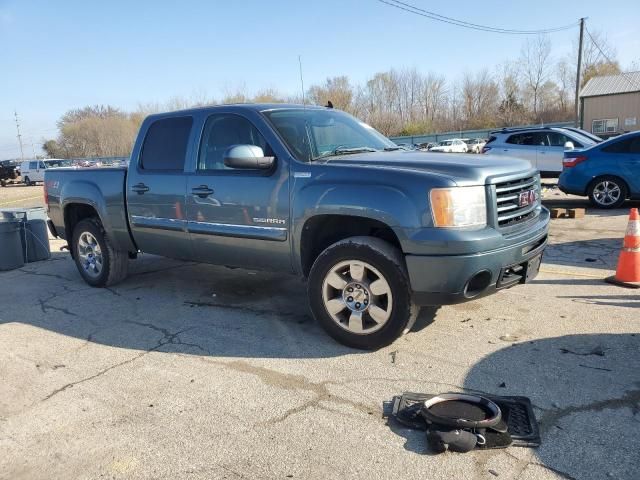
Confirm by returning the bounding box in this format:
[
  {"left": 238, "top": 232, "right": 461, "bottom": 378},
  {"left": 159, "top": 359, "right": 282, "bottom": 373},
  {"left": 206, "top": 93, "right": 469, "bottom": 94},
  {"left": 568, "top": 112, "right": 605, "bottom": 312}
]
[
  {"left": 24, "top": 176, "right": 31, "bottom": 186},
  {"left": 587, "top": 176, "right": 627, "bottom": 209},
  {"left": 308, "top": 236, "right": 418, "bottom": 350},
  {"left": 0, "top": 179, "right": 6, "bottom": 187},
  {"left": 71, "top": 217, "right": 128, "bottom": 287}
]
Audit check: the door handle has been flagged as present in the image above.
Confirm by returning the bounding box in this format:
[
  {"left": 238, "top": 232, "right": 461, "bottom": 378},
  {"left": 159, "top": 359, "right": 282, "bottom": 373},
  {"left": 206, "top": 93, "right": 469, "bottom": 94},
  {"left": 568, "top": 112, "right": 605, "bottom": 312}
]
[
  {"left": 192, "top": 185, "right": 214, "bottom": 198},
  {"left": 131, "top": 183, "right": 150, "bottom": 194}
]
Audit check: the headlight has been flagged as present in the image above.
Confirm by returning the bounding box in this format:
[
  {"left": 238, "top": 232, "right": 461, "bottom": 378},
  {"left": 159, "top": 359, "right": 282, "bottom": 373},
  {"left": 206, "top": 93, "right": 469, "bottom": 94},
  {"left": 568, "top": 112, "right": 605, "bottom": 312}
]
[{"left": 430, "top": 186, "right": 487, "bottom": 228}]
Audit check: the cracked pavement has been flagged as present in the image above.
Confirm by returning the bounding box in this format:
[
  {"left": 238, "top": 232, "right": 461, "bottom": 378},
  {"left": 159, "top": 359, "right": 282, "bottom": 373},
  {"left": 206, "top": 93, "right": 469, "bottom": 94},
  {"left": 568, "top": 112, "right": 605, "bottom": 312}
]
[{"left": 1, "top": 198, "right": 639, "bottom": 479}]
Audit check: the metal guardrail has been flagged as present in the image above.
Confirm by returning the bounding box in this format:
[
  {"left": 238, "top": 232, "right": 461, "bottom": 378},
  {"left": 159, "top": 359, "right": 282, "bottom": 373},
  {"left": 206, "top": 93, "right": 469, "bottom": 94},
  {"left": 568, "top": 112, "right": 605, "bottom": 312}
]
[{"left": 389, "top": 121, "right": 574, "bottom": 145}]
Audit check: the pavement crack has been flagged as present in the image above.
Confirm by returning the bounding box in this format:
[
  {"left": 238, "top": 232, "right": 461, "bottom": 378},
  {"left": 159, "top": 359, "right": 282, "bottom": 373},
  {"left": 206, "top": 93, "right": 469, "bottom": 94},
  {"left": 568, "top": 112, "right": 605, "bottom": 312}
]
[
  {"left": 559, "top": 346, "right": 606, "bottom": 357},
  {"left": 124, "top": 320, "right": 207, "bottom": 353},
  {"left": 41, "top": 351, "right": 147, "bottom": 401},
  {"left": 38, "top": 294, "right": 78, "bottom": 317},
  {"left": 200, "top": 359, "right": 378, "bottom": 425}
]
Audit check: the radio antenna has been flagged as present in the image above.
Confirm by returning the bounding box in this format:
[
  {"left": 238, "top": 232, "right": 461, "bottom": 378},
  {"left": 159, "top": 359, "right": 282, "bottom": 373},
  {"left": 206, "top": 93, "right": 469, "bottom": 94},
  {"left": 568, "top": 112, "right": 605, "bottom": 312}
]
[{"left": 298, "top": 55, "right": 305, "bottom": 106}]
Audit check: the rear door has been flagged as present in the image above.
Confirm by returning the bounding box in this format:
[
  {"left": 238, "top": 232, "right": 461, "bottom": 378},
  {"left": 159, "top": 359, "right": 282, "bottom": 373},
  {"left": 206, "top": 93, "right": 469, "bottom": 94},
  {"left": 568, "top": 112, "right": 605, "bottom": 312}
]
[
  {"left": 126, "top": 116, "right": 194, "bottom": 260},
  {"left": 539, "top": 132, "right": 581, "bottom": 174},
  {"left": 502, "top": 133, "right": 538, "bottom": 169},
  {"left": 185, "top": 111, "right": 291, "bottom": 272},
  {"left": 603, "top": 136, "right": 640, "bottom": 193}
]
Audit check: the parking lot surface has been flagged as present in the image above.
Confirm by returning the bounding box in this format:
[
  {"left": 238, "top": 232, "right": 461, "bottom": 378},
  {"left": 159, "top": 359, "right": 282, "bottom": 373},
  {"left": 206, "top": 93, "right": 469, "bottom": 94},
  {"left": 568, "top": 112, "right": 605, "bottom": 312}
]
[{"left": 1, "top": 186, "right": 639, "bottom": 479}]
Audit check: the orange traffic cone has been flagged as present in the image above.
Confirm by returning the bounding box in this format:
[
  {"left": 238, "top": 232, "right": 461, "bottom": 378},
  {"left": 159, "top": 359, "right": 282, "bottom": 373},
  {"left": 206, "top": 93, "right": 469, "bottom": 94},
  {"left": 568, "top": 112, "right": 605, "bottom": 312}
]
[{"left": 606, "top": 208, "right": 640, "bottom": 288}]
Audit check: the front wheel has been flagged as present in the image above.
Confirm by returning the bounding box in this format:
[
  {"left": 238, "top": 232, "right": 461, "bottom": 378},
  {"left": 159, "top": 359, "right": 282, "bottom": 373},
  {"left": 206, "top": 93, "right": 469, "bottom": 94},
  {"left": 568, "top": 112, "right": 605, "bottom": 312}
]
[
  {"left": 308, "top": 236, "right": 418, "bottom": 350},
  {"left": 588, "top": 176, "right": 627, "bottom": 209},
  {"left": 71, "top": 218, "right": 129, "bottom": 287}
]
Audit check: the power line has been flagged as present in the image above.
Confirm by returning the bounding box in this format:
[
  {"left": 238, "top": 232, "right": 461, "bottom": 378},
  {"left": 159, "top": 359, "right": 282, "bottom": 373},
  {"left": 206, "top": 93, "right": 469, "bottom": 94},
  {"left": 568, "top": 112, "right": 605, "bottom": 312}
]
[
  {"left": 585, "top": 27, "right": 640, "bottom": 90},
  {"left": 376, "top": 0, "right": 579, "bottom": 35}
]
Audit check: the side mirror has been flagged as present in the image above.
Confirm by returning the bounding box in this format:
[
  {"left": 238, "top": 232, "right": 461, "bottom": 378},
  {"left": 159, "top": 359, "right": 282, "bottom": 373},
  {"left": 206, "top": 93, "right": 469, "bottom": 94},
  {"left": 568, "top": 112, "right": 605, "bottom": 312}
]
[
  {"left": 223, "top": 145, "right": 274, "bottom": 170},
  {"left": 564, "top": 141, "right": 575, "bottom": 150}
]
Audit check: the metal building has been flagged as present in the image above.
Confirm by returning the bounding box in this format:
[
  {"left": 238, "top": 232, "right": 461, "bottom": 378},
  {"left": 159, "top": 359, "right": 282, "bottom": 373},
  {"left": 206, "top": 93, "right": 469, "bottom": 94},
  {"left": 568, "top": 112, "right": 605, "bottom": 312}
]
[{"left": 580, "top": 71, "right": 640, "bottom": 138}]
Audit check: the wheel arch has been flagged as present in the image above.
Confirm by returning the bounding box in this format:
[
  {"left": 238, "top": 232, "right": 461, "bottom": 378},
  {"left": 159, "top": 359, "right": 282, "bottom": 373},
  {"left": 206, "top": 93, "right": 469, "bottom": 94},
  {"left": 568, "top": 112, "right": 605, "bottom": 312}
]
[{"left": 298, "top": 214, "right": 403, "bottom": 277}]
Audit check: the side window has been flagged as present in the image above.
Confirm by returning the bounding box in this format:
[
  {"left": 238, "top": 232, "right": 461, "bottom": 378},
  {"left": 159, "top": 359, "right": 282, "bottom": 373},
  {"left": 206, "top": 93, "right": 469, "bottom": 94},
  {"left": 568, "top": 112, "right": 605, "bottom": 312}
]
[
  {"left": 630, "top": 137, "right": 640, "bottom": 154},
  {"left": 198, "top": 114, "right": 270, "bottom": 171},
  {"left": 548, "top": 132, "right": 582, "bottom": 148},
  {"left": 140, "top": 116, "right": 193, "bottom": 171},
  {"left": 29, "top": 161, "right": 37, "bottom": 169},
  {"left": 39, "top": 161, "right": 47, "bottom": 169},
  {"left": 602, "top": 138, "right": 632, "bottom": 154},
  {"left": 506, "top": 134, "right": 523, "bottom": 145},
  {"left": 531, "top": 132, "right": 549, "bottom": 146}
]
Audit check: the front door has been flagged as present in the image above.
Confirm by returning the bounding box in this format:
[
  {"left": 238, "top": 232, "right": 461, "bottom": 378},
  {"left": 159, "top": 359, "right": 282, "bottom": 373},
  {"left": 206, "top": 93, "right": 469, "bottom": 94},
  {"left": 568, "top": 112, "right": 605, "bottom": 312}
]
[
  {"left": 127, "top": 115, "right": 194, "bottom": 260},
  {"left": 186, "top": 112, "right": 291, "bottom": 272}
]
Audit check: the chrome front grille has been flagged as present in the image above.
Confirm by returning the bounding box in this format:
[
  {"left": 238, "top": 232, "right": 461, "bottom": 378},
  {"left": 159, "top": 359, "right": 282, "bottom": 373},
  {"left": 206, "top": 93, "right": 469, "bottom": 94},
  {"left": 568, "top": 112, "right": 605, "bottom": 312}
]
[{"left": 494, "top": 175, "right": 540, "bottom": 228}]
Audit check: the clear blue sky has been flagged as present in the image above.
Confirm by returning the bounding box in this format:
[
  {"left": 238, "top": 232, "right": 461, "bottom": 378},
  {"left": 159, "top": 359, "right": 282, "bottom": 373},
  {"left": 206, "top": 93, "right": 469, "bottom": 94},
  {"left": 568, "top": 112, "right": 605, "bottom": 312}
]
[{"left": 1, "top": 0, "right": 639, "bottom": 158}]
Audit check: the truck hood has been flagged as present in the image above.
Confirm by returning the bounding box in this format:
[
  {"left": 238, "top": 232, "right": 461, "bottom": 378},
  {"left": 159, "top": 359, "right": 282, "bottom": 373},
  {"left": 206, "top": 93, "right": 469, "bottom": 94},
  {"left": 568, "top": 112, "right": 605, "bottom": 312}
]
[{"left": 320, "top": 151, "right": 534, "bottom": 185}]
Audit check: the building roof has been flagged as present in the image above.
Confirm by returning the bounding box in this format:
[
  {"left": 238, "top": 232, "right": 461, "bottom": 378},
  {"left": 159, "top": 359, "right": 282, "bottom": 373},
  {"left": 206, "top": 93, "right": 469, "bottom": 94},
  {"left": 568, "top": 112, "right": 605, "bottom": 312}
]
[{"left": 580, "top": 71, "right": 640, "bottom": 98}]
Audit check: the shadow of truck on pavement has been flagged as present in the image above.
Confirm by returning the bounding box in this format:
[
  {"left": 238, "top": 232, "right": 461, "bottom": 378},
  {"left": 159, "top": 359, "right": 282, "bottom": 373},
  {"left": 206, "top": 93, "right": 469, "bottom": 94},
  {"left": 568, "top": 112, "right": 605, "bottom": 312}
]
[{"left": 464, "top": 333, "right": 640, "bottom": 480}]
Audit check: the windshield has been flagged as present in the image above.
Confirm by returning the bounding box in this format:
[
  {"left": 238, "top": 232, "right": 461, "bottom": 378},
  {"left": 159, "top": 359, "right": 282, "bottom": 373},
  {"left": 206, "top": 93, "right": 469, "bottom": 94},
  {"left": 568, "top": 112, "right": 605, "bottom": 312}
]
[
  {"left": 45, "top": 159, "right": 73, "bottom": 168},
  {"left": 262, "top": 109, "right": 396, "bottom": 161},
  {"left": 440, "top": 141, "right": 453, "bottom": 146}
]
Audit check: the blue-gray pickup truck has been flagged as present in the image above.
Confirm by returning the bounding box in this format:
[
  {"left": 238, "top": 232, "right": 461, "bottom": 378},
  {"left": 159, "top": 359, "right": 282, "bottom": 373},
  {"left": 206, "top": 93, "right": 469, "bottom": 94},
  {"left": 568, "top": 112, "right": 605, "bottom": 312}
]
[{"left": 45, "top": 104, "right": 549, "bottom": 349}]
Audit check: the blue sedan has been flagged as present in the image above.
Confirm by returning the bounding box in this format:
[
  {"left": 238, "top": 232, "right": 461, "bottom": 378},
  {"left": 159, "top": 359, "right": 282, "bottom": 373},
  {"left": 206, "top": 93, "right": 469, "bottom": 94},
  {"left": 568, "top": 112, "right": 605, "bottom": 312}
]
[{"left": 558, "top": 131, "right": 640, "bottom": 208}]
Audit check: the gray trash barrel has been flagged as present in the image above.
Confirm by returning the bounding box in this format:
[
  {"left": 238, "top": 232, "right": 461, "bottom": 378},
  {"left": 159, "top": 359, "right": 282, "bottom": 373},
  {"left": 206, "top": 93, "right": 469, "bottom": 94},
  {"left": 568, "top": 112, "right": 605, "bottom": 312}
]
[
  {"left": 0, "top": 219, "right": 25, "bottom": 271},
  {"left": 0, "top": 207, "right": 50, "bottom": 262}
]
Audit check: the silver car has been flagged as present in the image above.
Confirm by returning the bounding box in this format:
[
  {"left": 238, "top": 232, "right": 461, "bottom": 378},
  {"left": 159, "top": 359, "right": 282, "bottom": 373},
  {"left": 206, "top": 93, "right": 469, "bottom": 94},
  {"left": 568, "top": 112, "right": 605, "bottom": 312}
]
[{"left": 483, "top": 127, "right": 597, "bottom": 176}]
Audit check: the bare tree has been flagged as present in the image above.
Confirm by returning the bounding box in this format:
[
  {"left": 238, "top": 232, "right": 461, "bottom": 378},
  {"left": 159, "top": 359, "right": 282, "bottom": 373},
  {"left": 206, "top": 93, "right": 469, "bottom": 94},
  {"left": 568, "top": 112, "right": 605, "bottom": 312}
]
[
  {"left": 307, "top": 76, "right": 354, "bottom": 111},
  {"left": 520, "top": 35, "right": 553, "bottom": 121}
]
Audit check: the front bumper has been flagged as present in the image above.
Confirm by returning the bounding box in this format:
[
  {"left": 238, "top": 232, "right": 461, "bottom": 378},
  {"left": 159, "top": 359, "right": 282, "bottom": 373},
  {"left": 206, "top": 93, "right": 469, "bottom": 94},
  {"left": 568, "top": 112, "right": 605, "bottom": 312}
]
[{"left": 405, "top": 211, "right": 549, "bottom": 306}]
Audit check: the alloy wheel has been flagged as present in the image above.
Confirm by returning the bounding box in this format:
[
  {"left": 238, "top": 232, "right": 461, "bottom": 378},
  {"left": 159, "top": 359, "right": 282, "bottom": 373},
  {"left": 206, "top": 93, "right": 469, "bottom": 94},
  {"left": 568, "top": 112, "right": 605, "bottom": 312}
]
[{"left": 321, "top": 260, "right": 393, "bottom": 334}]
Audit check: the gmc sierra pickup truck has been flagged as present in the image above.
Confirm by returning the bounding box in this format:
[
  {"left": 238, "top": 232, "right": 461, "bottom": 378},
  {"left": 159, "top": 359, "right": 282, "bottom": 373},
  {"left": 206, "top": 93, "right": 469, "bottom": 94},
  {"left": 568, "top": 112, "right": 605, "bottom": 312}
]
[{"left": 45, "top": 104, "right": 549, "bottom": 349}]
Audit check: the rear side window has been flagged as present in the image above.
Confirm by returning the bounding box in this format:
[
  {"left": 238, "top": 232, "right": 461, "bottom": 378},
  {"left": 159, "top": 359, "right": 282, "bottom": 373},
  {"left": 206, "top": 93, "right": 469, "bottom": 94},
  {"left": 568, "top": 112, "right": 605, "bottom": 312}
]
[
  {"left": 140, "top": 116, "right": 193, "bottom": 171},
  {"left": 602, "top": 136, "right": 640, "bottom": 154},
  {"left": 548, "top": 132, "right": 583, "bottom": 149}
]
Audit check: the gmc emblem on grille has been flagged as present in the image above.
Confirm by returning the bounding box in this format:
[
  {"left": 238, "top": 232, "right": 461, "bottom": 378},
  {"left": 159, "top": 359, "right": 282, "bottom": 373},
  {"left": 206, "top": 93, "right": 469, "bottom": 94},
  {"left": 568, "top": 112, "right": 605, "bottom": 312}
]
[{"left": 518, "top": 189, "right": 537, "bottom": 207}]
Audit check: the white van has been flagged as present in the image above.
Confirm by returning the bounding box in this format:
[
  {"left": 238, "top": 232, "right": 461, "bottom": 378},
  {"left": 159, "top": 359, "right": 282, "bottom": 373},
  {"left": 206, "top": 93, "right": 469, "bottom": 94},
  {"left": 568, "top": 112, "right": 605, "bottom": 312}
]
[{"left": 20, "top": 159, "right": 73, "bottom": 185}]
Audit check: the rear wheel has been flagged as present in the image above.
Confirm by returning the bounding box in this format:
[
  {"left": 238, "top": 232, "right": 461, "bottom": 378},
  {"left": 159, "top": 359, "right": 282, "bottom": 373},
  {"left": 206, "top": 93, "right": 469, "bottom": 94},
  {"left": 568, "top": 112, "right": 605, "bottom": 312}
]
[
  {"left": 24, "top": 176, "right": 32, "bottom": 186},
  {"left": 588, "top": 176, "right": 627, "bottom": 209},
  {"left": 308, "top": 236, "right": 418, "bottom": 350},
  {"left": 71, "top": 218, "right": 128, "bottom": 287}
]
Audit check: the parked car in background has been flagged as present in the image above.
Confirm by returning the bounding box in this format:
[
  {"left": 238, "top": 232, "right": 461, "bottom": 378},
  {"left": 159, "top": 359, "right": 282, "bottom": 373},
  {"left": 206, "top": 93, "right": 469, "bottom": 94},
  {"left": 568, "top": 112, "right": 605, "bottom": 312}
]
[
  {"left": 482, "top": 127, "right": 598, "bottom": 177},
  {"left": 20, "top": 159, "right": 73, "bottom": 185},
  {"left": 558, "top": 131, "right": 640, "bottom": 208},
  {"left": 417, "top": 142, "right": 436, "bottom": 151},
  {"left": 0, "top": 160, "right": 20, "bottom": 187},
  {"left": 465, "top": 138, "right": 486, "bottom": 154},
  {"left": 430, "top": 139, "right": 468, "bottom": 153}
]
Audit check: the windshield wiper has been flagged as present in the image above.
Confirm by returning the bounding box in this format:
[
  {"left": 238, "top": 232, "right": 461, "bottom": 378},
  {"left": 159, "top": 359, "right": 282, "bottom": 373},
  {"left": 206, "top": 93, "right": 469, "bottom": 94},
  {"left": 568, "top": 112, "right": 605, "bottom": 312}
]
[{"left": 314, "top": 146, "right": 378, "bottom": 160}]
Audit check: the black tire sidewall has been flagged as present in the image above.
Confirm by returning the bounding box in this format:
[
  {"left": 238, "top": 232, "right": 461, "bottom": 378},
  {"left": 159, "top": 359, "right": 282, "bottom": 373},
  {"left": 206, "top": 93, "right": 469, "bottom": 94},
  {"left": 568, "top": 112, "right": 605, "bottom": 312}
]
[
  {"left": 72, "top": 219, "right": 111, "bottom": 287},
  {"left": 588, "top": 176, "right": 627, "bottom": 209},
  {"left": 308, "top": 239, "right": 412, "bottom": 350}
]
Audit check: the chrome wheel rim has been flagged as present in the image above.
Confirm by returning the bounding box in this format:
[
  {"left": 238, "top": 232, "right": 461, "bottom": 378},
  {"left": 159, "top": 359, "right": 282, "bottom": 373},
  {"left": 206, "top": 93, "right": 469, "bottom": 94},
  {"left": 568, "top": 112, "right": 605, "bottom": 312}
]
[
  {"left": 322, "top": 260, "right": 393, "bottom": 335},
  {"left": 77, "top": 232, "right": 103, "bottom": 278},
  {"left": 593, "top": 180, "right": 621, "bottom": 206}
]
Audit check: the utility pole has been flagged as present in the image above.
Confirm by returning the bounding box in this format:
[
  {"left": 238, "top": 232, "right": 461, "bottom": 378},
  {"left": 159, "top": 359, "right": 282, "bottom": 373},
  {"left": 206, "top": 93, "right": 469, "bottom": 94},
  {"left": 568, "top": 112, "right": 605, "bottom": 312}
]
[
  {"left": 14, "top": 110, "right": 25, "bottom": 160},
  {"left": 574, "top": 18, "right": 585, "bottom": 128}
]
